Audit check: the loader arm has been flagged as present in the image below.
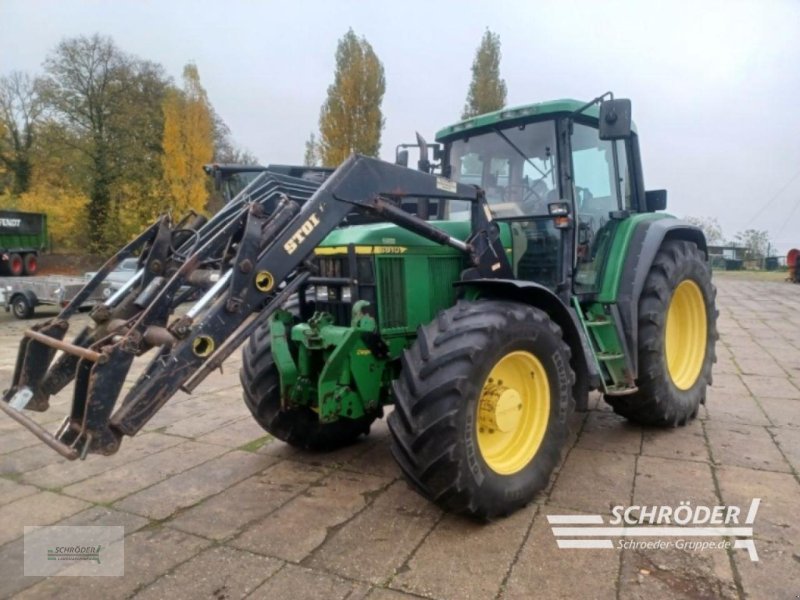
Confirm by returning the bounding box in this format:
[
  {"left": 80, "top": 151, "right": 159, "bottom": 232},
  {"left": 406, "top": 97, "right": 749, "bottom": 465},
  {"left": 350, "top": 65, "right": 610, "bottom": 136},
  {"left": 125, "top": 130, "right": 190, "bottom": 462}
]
[{"left": 1, "top": 154, "right": 510, "bottom": 459}]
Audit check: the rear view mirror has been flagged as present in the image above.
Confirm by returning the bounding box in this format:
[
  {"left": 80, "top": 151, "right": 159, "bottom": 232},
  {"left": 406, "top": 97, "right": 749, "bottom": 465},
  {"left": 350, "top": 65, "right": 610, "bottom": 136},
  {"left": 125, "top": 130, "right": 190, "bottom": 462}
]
[
  {"left": 645, "top": 189, "right": 667, "bottom": 211},
  {"left": 599, "top": 99, "right": 632, "bottom": 140}
]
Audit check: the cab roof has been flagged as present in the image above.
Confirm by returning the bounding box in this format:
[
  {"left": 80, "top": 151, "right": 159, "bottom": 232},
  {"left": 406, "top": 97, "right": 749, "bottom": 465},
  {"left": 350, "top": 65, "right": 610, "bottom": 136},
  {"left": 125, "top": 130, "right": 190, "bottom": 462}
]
[{"left": 435, "top": 98, "right": 604, "bottom": 142}]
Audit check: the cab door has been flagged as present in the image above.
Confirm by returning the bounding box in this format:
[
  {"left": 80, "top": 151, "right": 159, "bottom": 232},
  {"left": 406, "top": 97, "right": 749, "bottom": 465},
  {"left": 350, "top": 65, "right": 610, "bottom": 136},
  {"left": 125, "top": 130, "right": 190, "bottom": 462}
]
[{"left": 570, "top": 122, "right": 632, "bottom": 294}]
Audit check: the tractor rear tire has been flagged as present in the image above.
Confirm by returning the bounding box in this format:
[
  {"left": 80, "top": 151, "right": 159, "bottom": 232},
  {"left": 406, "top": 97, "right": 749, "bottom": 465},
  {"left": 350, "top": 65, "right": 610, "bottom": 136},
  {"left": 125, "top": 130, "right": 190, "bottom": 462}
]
[
  {"left": 606, "top": 240, "right": 717, "bottom": 426},
  {"left": 240, "top": 321, "right": 377, "bottom": 451},
  {"left": 388, "top": 300, "right": 574, "bottom": 519}
]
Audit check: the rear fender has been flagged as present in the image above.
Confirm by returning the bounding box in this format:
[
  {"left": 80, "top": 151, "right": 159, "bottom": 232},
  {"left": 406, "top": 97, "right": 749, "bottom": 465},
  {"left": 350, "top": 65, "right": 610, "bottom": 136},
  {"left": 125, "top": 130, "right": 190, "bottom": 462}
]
[{"left": 616, "top": 219, "right": 707, "bottom": 376}]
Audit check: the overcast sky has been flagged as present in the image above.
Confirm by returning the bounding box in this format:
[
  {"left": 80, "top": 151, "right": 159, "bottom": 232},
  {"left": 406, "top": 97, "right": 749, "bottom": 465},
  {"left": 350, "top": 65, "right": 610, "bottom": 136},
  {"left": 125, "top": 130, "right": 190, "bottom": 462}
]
[{"left": 2, "top": 0, "right": 799, "bottom": 253}]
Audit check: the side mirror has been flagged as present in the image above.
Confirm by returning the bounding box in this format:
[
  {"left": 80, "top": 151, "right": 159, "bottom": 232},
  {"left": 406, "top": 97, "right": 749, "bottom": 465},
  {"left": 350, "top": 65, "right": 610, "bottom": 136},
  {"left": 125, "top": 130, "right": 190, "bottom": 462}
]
[
  {"left": 213, "top": 168, "right": 223, "bottom": 192},
  {"left": 396, "top": 149, "right": 409, "bottom": 167},
  {"left": 432, "top": 144, "right": 443, "bottom": 161},
  {"left": 599, "top": 98, "right": 632, "bottom": 140},
  {"left": 645, "top": 189, "right": 667, "bottom": 211}
]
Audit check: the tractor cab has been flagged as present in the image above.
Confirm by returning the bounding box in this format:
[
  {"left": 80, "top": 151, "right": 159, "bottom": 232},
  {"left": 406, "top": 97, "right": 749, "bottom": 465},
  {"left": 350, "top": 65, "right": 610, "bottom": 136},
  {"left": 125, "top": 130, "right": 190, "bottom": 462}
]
[{"left": 435, "top": 98, "right": 649, "bottom": 296}]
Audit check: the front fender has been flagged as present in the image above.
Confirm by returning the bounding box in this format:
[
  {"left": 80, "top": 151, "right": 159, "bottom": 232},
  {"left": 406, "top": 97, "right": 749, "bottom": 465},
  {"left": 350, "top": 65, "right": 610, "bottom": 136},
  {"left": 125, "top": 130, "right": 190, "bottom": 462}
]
[{"left": 455, "top": 279, "right": 601, "bottom": 402}]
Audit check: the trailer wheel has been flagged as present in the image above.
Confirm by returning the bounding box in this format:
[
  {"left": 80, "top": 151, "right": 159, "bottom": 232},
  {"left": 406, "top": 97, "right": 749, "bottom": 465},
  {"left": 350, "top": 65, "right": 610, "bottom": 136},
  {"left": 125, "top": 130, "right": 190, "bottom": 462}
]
[
  {"left": 388, "top": 300, "right": 574, "bottom": 519},
  {"left": 240, "top": 322, "right": 377, "bottom": 450},
  {"left": 11, "top": 294, "right": 34, "bottom": 319},
  {"left": 22, "top": 253, "right": 38, "bottom": 276},
  {"left": 8, "top": 253, "right": 24, "bottom": 276},
  {"left": 606, "top": 240, "right": 717, "bottom": 426}
]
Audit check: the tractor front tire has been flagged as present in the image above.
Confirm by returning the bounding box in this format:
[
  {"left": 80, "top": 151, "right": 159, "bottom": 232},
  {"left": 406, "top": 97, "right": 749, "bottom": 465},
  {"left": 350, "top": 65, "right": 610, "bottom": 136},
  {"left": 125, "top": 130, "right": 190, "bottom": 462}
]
[
  {"left": 388, "top": 300, "right": 574, "bottom": 520},
  {"left": 606, "top": 240, "right": 717, "bottom": 426},
  {"left": 240, "top": 323, "right": 376, "bottom": 451}
]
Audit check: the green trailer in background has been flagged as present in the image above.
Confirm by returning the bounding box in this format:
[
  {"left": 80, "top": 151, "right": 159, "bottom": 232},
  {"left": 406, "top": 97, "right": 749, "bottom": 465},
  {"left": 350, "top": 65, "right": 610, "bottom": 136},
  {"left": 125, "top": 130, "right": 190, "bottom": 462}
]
[{"left": 0, "top": 210, "right": 48, "bottom": 276}]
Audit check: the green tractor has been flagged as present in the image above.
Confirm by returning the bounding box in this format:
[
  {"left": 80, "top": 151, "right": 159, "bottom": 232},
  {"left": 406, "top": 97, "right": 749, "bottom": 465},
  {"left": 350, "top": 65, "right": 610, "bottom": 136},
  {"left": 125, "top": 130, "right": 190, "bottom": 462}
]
[
  {"left": 239, "top": 95, "right": 717, "bottom": 517},
  {"left": 2, "top": 94, "right": 716, "bottom": 520}
]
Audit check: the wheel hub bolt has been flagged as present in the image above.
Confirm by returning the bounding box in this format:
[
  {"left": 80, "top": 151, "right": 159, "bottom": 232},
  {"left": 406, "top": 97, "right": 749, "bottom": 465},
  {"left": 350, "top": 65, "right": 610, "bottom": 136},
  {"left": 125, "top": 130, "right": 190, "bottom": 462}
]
[{"left": 479, "top": 386, "right": 523, "bottom": 433}]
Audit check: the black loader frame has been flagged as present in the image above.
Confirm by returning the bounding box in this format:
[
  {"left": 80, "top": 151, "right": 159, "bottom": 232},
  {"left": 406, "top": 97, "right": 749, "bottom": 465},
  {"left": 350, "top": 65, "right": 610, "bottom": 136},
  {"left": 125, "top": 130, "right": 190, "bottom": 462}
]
[{"left": 1, "top": 156, "right": 512, "bottom": 460}]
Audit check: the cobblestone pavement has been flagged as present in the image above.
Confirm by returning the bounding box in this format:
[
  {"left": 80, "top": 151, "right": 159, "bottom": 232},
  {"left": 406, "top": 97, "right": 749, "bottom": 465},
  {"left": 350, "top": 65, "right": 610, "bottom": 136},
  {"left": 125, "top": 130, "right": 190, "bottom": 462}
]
[{"left": 1, "top": 274, "right": 798, "bottom": 599}]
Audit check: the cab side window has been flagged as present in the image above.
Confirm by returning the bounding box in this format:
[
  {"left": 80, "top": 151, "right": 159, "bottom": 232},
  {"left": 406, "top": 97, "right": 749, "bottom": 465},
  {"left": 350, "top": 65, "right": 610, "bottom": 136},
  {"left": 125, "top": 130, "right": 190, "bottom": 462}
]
[{"left": 571, "top": 123, "right": 628, "bottom": 291}]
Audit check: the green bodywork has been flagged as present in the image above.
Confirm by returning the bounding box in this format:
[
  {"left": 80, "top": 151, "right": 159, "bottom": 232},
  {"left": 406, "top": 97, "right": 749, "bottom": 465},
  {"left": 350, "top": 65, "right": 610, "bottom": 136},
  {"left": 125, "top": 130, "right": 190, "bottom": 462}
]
[
  {"left": 270, "top": 221, "right": 514, "bottom": 420},
  {"left": 594, "top": 212, "right": 672, "bottom": 302},
  {"left": 271, "top": 301, "right": 387, "bottom": 422},
  {"left": 270, "top": 99, "right": 682, "bottom": 421},
  {"left": 270, "top": 212, "right": 667, "bottom": 415}
]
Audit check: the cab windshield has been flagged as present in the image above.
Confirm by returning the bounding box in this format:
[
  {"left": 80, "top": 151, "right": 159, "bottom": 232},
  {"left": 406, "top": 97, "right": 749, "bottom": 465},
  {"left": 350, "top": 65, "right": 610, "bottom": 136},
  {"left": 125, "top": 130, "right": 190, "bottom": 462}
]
[{"left": 447, "top": 120, "right": 559, "bottom": 219}]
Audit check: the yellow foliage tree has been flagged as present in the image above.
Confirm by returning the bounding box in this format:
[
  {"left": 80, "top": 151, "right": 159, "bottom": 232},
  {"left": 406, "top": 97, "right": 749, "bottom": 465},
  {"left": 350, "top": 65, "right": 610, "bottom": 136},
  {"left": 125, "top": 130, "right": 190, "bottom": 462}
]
[
  {"left": 318, "top": 29, "right": 385, "bottom": 167},
  {"left": 161, "top": 64, "right": 214, "bottom": 217},
  {"left": 462, "top": 30, "right": 507, "bottom": 119}
]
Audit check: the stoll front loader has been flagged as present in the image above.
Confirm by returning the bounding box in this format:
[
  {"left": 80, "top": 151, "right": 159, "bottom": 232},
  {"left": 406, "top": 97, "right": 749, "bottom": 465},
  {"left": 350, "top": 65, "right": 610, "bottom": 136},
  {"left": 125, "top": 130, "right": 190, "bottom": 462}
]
[{"left": 1, "top": 95, "right": 717, "bottom": 518}]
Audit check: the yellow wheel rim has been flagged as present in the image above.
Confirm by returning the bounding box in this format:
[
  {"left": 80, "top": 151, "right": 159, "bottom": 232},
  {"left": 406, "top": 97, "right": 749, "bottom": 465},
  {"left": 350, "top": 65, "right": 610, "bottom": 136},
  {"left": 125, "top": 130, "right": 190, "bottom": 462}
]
[
  {"left": 665, "top": 280, "right": 707, "bottom": 390},
  {"left": 476, "top": 351, "right": 550, "bottom": 475}
]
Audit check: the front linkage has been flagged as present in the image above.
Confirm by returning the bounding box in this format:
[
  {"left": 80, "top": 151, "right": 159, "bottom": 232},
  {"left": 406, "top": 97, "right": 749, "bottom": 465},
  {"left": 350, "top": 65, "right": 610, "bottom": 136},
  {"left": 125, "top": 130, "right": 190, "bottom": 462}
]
[{"left": 1, "top": 155, "right": 510, "bottom": 460}]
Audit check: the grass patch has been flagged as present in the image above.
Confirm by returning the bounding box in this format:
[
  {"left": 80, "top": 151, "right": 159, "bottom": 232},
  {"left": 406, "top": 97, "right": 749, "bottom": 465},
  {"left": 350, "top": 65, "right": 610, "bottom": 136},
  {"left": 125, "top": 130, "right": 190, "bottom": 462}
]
[
  {"left": 0, "top": 472, "right": 25, "bottom": 483},
  {"left": 712, "top": 270, "right": 789, "bottom": 282},
  {"left": 238, "top": 435, "right": 272, "bottom": 453}
]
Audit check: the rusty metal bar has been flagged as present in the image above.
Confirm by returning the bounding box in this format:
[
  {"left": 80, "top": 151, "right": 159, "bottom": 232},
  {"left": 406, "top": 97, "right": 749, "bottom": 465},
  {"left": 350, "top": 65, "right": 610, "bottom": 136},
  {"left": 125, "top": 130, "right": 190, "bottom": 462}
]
[
  {"left": 0, "top": 402, "right": 79, "bottom": 460},
  {"left": 24, "top": 330, "right": 102, "bottom": 363}
]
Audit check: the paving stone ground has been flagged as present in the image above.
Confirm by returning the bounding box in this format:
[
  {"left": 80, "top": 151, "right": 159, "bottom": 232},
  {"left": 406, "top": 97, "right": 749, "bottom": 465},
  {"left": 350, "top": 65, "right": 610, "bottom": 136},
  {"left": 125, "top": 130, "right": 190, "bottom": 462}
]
[{"left": 1, "top": 273, "right": 798, "bottom": 599}]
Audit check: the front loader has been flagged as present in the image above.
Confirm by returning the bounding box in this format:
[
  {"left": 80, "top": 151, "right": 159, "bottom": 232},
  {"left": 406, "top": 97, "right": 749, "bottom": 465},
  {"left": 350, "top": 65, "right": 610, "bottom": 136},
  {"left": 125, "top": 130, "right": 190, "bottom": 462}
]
[{"left": 1, "top": 95, "right": 717, "bottom": 519}]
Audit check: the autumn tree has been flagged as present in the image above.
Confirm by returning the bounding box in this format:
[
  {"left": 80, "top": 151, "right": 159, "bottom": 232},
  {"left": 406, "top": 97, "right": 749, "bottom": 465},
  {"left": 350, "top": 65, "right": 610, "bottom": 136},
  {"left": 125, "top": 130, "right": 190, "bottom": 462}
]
[
  {"left": 161, "top": 64, "right": 214, "bottom": 217},
  {"left": 39, "top": 34, "right": 170, "bottom": 252},
  {"left": 462, "top": 29, "right": 507, "bottom": 119},
  {"left": 303, "top": 132, "right": 319, "bottom": 166},
  {"left": 318, "top": 29, "right": 385, "bottom": 166},
  {"left": 0, "top": 72, "right": 43, "bottom": 194},
  {"left": 0, "top": 121, "right": 8, "bottom": 193},
  {"left": 3, "top": 34, "right": 247, "bottom": 252}
]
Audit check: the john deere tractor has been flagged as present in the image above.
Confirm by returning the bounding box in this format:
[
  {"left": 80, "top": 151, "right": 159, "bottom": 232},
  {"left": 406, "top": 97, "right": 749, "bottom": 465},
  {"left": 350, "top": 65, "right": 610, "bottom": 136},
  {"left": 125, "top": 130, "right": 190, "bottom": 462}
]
[{"left": 2, "top": 94, "right": 717, "bottom": 519}]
